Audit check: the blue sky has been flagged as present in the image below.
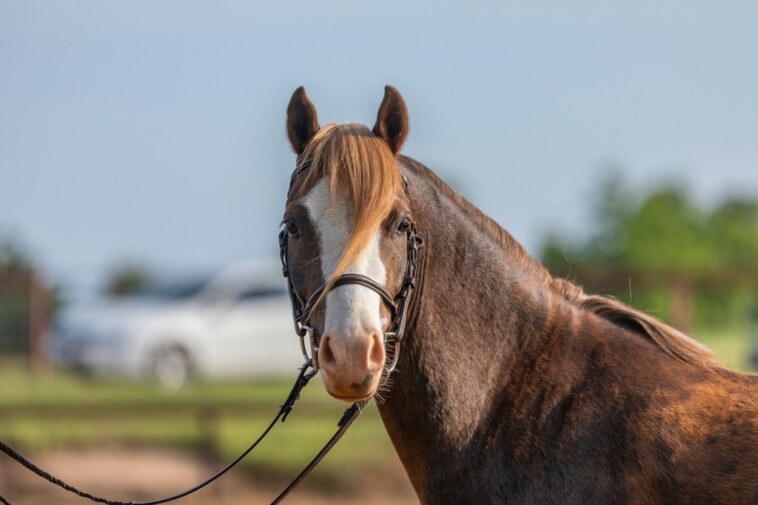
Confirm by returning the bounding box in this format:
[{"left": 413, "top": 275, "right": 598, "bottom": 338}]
[{"left": 1, "top": 1, "right": 756, "bottom": 294}]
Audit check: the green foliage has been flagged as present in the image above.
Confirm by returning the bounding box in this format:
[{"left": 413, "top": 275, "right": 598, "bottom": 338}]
[
  {"left": 707, "top": 198, "right": 758, "bottom": 267},
  {"left": 587, "top": 169, "right": 636, "bottom": 263},
  {"left": 0, "top": 234, "right": 32, "bottom": 353},
  {"left": 543, "top": 171, "right": 758, "bottom": 272},
  {"left": 623, "top": 187, "right": 708, "bottom": 271},
  {"left": 540, "top": 169, "right": 758, "bottom": 330}
]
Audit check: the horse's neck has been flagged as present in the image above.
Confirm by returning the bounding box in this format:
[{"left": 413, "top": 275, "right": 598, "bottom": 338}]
[{"left": 377, "top": 160, "right": 571, "bottom": 498}]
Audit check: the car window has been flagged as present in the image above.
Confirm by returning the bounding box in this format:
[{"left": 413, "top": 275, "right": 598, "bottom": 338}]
[
  {"left": 138, "top": 276, "right": 210, "bottom": 300},
  {"left": 236, "top": 286, "right": 287, "bottom": 301}
]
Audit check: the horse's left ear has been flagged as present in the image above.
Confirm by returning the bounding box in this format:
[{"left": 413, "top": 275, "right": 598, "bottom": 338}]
[{"left": 373, "top": 85, "right": 409, "bottom": 154}]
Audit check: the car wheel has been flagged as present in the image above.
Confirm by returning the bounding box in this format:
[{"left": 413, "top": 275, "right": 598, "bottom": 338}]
[{"left": 152, "top": 346, "right": 192, "bottom": 390}]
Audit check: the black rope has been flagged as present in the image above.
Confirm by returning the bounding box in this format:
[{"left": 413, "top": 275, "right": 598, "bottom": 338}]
[{"left": 0, "top": 361, "right": 341, "bottom": 505}]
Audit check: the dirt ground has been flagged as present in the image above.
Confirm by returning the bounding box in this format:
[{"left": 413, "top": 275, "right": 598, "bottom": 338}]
[{"left": 0, "top": 445, "right": 419, "bottom": 505}]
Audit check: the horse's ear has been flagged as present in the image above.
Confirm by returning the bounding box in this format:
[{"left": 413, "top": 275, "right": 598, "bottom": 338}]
[
  {"left": 373, "top": 85, "right": 408, "bottom": 154},
  {"left": 286, "top": 86, "right": 320, "bottom": 155}
]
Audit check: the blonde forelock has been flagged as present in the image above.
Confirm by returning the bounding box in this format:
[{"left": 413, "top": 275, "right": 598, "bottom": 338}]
[{"left": 293, "top": 123, "right": 402, "bottom": 287}]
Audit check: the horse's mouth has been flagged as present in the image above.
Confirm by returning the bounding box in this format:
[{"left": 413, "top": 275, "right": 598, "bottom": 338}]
[
  {"left": 320, "top": 370, "right": 379, "bottom": 402},
  {"left": 326, "top": 391, "right": 374, "bottom": 402}
]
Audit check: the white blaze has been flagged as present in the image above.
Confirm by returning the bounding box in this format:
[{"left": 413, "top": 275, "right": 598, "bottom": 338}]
[{"left": 303, "top": 178, "right": 387, "bottom": 339}]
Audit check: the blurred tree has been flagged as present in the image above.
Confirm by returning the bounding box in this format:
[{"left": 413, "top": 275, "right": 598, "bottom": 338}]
[
  {"left": 104, "top": 262, "right": 154, "bottom": 296},
  {"left": 0, "top": 234, "right": 31, "bottom": 270},
  {"left": 586, "top": 168, "right": 636, "bottom": 264},
  {"left": 0, "top": 233, "right": 51, "bottom": 371},
  {"left": 707, "top": 198, "right": 758, "bottom": 268},
  {"left": 0, "top": 235, "right": 31, "bottom": 355},
  {"left": 541, "top": 170, "right": 758, "bottom": 332}
]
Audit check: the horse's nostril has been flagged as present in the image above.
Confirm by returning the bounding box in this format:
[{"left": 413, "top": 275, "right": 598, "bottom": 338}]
[
  {"left": 369, "top": 333, "right": 385, "bottom": 368},
  {"left": 320, "top": 336, "right": 337, "bottom": 368}
]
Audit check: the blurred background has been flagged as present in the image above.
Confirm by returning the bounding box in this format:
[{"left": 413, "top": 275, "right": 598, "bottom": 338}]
[{"left": 1, "top": 1, "right": 756, "bottom": 503}]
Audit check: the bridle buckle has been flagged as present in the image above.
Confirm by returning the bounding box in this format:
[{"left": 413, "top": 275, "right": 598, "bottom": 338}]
[{"left": 307, "top": 327, "right": 320, "bottom": 372}]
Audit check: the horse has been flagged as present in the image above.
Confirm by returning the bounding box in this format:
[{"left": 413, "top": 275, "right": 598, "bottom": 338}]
[{"left": 279, "top": 85, "right": 758, "bottom": 504}]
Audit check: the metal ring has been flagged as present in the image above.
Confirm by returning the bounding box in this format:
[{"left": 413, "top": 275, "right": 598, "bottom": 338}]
[
  {"left": 385, "top": 339, "right": 401, "bottom": 374},
  {"left": 298, "top": 324, "right": 314, "bottom": 364}
]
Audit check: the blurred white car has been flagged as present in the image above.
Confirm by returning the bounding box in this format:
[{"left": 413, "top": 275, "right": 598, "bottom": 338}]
[{"left": 51, "top": 259, "right": 302, "bottom": 388}]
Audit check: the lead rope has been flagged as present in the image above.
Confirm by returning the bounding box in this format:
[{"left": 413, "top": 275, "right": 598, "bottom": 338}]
[
  {"left": 270, "top": 399, "right": 367, "bottom": 505},
  {"left": 0, "top": 361, "right": 365, "bottom": 505}
]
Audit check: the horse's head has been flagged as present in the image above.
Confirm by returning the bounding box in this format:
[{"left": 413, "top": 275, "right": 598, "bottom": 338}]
[{"left": 281, "top": 86, "right": 414, "bottom": 402}]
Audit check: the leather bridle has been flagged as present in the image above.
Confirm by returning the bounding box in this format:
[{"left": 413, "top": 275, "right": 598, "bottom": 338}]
[{"left": 279, "top": 166, "right": 422, "bottom": 378}]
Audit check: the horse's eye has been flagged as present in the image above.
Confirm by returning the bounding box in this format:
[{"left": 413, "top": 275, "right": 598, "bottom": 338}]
[
  {"left": 397, "top": 217, "right": 411, "bottom": 234},
  {"left": 285, "top": 220, "right": 299, "bottom": 235}
]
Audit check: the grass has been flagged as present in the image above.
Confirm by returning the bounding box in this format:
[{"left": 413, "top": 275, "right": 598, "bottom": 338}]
[
  {"left": 0, "top": 359, "right": 399, "bottom": 487},
  {"left": 695, "top": 327, "right": 755, "bottom": 371},
  {"left": 0, "top": 363, "right": 309, "bottom": 407},
  {"left": 0, "top": 327, "right": 753, "bottom": 485}
]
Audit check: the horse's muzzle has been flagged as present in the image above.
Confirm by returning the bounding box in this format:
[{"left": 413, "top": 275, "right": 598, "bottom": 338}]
[{"left": 318, "top": 331, "right": 385, "bottom": 401}]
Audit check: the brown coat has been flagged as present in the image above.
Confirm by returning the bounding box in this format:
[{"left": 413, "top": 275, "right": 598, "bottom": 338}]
[{"left": 376, "top": 156, "right": 758, "bottom": 505}]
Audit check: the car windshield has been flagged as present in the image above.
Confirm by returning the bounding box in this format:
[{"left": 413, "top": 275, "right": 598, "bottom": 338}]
[{"left": 135, "top": 276, "right": 210, "bottom": 300}]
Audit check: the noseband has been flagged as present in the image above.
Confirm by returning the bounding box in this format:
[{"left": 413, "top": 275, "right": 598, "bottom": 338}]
[{"left": 279, "top": 170, "right": 422, "bottom": 377}]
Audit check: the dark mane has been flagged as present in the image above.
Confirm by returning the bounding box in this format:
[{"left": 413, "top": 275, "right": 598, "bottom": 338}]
[
  {"left": 400, "top": 155, "right": 721, "bottom": 370},
  {"left": 549, "top": 277, "right": 720, "bottom": 369},
  {"left": 399, "top": 156, "right": 534, "bottom": 262}
]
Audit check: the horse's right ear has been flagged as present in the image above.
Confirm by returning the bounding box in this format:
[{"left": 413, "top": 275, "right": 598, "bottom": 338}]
[
  {"left": 286, "top": 86, "right": 320, "bottom": 155},
  {"left": 373, "top": 85, "right": 408, "bottom": 154}
]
